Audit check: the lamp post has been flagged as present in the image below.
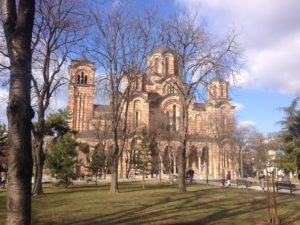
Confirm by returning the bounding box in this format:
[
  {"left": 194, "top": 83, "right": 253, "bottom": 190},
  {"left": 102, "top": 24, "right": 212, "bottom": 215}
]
[
  {"left": 240, "top": 148, "right": 243, "bottom": 178},
  {"left": 206, "top": 144, "right": 208, "bottom": 184}
]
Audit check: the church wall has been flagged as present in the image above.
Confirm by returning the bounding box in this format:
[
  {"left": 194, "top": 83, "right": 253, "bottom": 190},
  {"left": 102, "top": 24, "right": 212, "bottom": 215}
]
[{"left": 68, "top": 48, "right": 238, "bottom": 180}]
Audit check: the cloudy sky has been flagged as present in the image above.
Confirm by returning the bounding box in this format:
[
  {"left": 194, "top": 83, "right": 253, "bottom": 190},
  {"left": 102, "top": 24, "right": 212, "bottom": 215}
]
[
  {"left": 1, "top": 0, "right": 299, "bottom": 133},
  {"left": 173, "top": 0, "right": 300, "bottom": 132}
]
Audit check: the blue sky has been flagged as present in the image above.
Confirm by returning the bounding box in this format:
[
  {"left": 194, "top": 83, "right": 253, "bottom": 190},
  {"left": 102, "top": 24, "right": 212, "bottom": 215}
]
[
  {"left": 1, "top": 0, "right": 299, "bottom": 134},
  {"left": 132, "top": 0, "right": 300, "bottom": 133},
  {"left": 170, "top": 0, "right": 300, "bottom": 133}
]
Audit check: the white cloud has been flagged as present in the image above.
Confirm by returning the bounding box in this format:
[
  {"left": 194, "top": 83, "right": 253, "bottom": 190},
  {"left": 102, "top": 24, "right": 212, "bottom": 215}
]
[
  {"left": 237, "top": 120, "right": 255, "bottom": 130},
  {"left": 232, "top": 101, "right": 244, "bottom": 111},
  {"left": 176, "top": 0, "right": 300, "bottom": 94}
]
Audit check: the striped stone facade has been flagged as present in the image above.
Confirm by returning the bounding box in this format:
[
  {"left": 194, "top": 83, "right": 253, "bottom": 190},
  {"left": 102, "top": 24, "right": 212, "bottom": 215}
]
[{"left": 68, "top": 47, "right": 238, "bottom": 179}]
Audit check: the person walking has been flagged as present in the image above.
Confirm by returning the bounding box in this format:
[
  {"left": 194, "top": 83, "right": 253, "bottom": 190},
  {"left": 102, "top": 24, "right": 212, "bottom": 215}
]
[
  {"left": 221, "top": 169, "right": 225, "bottom": 187},
  {"left": 259, "top": 171, "right": 265, "bottom": 191},
  {"left": 226, "top": 171, "right": 231, "bottom": 187}
]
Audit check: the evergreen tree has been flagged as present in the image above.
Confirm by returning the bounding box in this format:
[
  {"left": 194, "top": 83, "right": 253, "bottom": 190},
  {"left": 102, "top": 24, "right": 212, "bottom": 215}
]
[
  {"left": 131, "top": 128, "right": 153, "bottom": 188},
  {"left": 276, "top": 97, "right": 300, "bottom": 173},
  {"left": 46, "top": 133, "right": 77, "bottom": 187},
  {"left": 45, "top": 108, "right": 69, "bottom": 137},
  {"left": 89, "top": 148, "right": 107, "bottom": 185}
]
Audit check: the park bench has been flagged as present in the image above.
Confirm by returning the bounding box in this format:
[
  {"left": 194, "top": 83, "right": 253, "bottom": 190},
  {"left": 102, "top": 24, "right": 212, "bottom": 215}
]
[
  {"left": 236, "top": 179, "right": 250, "bottom": 189},
  {"left": 275, "top": 181, "right": 296, "bottom": 194}
]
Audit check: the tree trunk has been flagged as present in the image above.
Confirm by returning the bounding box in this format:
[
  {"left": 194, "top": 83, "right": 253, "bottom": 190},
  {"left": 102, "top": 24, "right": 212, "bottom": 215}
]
[
  {"left": 32, "top": 137, "right": 45, "bottom": 195},
  {"left": 177, "top": 144, "right": 187, "bottom": 193},
  {"left": 110, "top": 157, "right": 119, "bottom": 193},
  {"left": 177, "top": 106, "right": 188, "bottom": 193},
  {"left": 6, "top": 62, "right": 34, "bottom": 225},
  {"left": 142, "top": 168, "right": 145, "bottom": 189},
  {"left": 3, "top": 1, "right": 35, "bottom": 223}
]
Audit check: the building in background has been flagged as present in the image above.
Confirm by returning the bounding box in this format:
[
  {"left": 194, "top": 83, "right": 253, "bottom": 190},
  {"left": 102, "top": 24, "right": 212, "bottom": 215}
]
[{"left": 67, "top": 47, "right": 237, "bottom": 179}]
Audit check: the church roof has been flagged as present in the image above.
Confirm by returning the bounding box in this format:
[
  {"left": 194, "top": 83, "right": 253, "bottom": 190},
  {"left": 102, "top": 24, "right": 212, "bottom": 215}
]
[
  {"left": 94, "top": 104, "right": 110, "bottom": 112},
  {"left": 150, "top": 46, "right": 174, "bottom": 56},
  {"left": 71, "top": 58, "right": 95, "bottom": 65},
  {"left": 210, "top": 76, "right": 228, "bottom": 84}
]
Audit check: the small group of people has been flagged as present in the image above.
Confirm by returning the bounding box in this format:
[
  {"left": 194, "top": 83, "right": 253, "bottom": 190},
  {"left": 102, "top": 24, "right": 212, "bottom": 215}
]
[
  {"left": 221, "top": 170, "right": 231, "bottom": 187},
  {"left": 186, "top": 169, "right": 195, "bottom": 183}
]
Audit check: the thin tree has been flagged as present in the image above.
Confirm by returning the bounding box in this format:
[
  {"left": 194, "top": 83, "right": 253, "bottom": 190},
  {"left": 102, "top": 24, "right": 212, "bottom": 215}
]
[
  {"left": 87, "top": 2, "right": 158, "bottom": 193},
  {"left": 2, "top": 0, "right": 35, "bottom": 224},
  {"left": 161, "top": 9, "right": 240, "bottom": 192},
  {"left": 31, "top": 0, "right": 86, "bottom": 195}
]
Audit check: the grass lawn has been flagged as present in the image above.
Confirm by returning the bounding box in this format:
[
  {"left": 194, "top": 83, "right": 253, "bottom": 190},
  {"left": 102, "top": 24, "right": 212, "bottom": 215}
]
[{"left": 0, "top": 180, "right": 299, "bottom": 225}]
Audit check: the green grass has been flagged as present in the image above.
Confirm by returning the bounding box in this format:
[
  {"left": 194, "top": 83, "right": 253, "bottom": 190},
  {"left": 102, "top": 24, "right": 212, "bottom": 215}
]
[{"left": 0, "top": 181, "right": 300, "bottom": 225}]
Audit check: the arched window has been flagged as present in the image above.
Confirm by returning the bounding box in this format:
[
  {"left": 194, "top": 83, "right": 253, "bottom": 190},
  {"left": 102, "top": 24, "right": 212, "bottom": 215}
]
[
  {"left": 165, "top": 57, "right": 169, "bottom": 75},
  {"left": 84, "top": 75, "right": 88, "bottom": 84},
  {"left": 77, "top": 74, "right": 80, "bottom": 84},
  {"left": 154, "top": 57, "right": 159, "bottom": 73}
]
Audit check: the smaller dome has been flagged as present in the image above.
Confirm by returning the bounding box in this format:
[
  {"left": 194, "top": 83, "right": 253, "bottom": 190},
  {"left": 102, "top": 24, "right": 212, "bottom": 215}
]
[{"left": 150, "top": 46, "right": 174, "bottom": 56}]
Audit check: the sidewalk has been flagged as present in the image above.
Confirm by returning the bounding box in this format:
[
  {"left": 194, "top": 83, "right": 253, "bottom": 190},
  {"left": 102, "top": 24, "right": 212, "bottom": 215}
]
[{"left": 193, "top": 179, "right": 300, "bottom": 195}]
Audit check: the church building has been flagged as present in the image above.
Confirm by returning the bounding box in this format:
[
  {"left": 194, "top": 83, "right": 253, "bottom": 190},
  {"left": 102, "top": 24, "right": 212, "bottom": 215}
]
[{"left": 67, "top": 47, "right": 238, "bottom": 180}]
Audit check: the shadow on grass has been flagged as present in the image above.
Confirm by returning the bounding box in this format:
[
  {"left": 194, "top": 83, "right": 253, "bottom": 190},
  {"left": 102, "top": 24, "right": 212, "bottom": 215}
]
[
  {"left": 3, "top": 181, "right": 300, "bottom": 225},
  {"left": 34, "top": 185, "right": 274, "bottom": 225}
]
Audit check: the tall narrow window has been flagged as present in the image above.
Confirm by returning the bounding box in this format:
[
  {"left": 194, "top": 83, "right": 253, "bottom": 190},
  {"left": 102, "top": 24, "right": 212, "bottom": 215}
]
[
  {"left": 172, "top": 105, "right": 176, "bottom": 131},
  {"left": 213, "top": 85, "right": 217, "bottom": 97},
  {"left": 165, "top": 57, "right": 169, "bottom": 75},
  {"left": 84, "top": 75, "right": 88, "bottom": 84},
  {"left": 220, "top": 85, "right": 224, "bottom": 97},
  {"left": 135, "top": 111, "right": 139, "bottom": 127},
  {"left": 136, "top": 78, "right": 139, "bottom": 90},
  {"left": 223, "top": 117, "right": 227, "bottom": 132},
  {"left": 80, "top": 72, "right": 84, "bottom": 84},
  {"left": 154, "top": 57, "right": 159, "bottom": 73},
  {"left": 77, "top": 74, "right": 80, "bottom": 84}
]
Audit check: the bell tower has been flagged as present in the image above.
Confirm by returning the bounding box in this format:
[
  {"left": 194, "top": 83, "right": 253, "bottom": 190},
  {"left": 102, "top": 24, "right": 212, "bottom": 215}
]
[
  {"left": 68, "top": 59, "right": 95, "bottom": 132},
  {"left": 207, "top": 77, "right": 229, "bottom": 101}
]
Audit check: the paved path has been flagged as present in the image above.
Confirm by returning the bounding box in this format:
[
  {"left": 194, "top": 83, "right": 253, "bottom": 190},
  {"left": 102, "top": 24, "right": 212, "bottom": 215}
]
[{"left": 193, "top": 179, "right": 300, "bottom": 195}]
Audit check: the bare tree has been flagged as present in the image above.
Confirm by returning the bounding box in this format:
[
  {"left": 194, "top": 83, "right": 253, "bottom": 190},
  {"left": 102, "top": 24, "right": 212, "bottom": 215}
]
[
  {"left": 233, "top": 122, "right": 255, "bottom": 177},
  {"left": 161, "top": 9, "right": 240, "bottom": 192},
  {"left": 249, "top": 131, "right": 278, "bottom": 173},
  {"left": 31, "top": 0, "right": 86, "bottom": 195},
  {"left": 87, "top": 3, "right": 158, "bottom": 193},
  {"left": 2, "top": 0, "right": 35, "bottom": 224},
  {"left": 208, "top": 107, "right": 235, "bottom": 178}
]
